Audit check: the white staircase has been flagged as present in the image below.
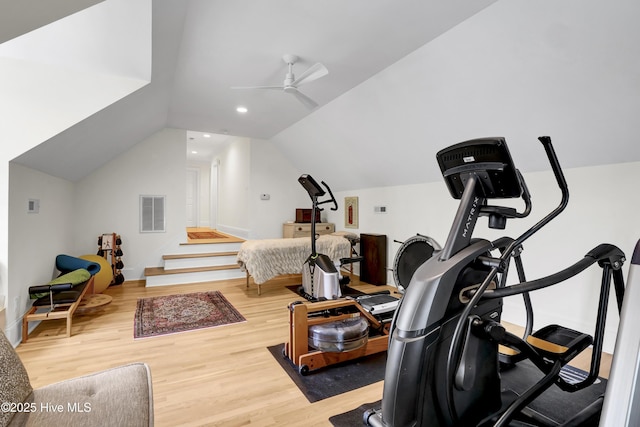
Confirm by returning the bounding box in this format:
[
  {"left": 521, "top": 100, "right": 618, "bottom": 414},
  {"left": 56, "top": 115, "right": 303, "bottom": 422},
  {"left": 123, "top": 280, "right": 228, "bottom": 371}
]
[{"left": 144, "top": 241, "right": 245, "bottom": 287}]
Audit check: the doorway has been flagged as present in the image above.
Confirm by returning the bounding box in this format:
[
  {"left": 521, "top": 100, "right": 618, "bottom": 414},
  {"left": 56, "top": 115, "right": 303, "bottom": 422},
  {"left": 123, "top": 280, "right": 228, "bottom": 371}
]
[{"left": 186, "top": 168, "right": 199, "bottom": 227}]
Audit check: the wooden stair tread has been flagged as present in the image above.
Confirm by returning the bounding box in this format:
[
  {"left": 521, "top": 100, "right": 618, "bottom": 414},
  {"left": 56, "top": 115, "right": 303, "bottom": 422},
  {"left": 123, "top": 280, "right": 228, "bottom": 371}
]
[
  {"left": 180, "top": 237, "right": 245, "bottom": 245},
  {"left": 163, "top": 251, "right": 238, "bottom": 260},
  {"left": 145, "top": 264, "right": 241, "bottom": 276}
]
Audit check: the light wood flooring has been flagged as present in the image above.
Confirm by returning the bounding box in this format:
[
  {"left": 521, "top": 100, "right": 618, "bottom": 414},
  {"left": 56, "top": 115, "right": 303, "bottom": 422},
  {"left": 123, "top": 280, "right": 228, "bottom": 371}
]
[
  {"left": 185, "top": 227, "right": 245, "bottom": 245},
  {"left": 16, "top": 275, "right": 611, "bottom": 426},
  {"left": 17, "top": 276, "right": 396, "bottom": 427}
]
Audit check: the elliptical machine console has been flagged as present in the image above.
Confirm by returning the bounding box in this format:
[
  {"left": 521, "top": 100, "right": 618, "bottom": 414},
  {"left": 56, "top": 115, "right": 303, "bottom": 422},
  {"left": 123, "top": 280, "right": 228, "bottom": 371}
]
[
  {"left": 365, "top": 136, "right": 625, "bottom": 427},
  {"left": 298, "top": 174, "right": 341, "bottom": 300}
]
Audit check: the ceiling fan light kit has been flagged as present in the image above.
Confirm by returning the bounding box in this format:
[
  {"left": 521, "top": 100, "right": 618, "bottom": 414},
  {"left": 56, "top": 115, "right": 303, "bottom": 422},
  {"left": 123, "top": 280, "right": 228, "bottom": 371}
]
[{"left": 231, "top": 54, "right": 328, "bottom": 109}]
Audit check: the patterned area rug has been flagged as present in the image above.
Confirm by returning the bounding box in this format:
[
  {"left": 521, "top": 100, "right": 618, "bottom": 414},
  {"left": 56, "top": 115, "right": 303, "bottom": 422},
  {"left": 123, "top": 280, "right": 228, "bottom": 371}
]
[
  {"left": 187, "top": 231, "right": 228, "bottom": 239},
  {"left": 134, "top": 291, "right": 245, "bottom": 338}
]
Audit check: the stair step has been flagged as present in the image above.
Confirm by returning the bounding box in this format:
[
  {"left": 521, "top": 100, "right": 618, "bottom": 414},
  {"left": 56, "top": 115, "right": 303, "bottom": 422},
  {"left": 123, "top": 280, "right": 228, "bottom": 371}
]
[
  {"left": 162, "top": 251, "right": 239, "bottom": 270},
  {"left": 144, "top": 237, "right": 246, "bottom": 287},
  {"left": 145, "top": 264, "right": 240, "bottom": 276},
  {"left": 144, "top": 264, "right": 246, "bottom": 287},
  {"left": 162, "top": 251, "right": 238, "bottom": 260},
  {"left": 172, "top": 241, "right": 243, "bottom": 254}
]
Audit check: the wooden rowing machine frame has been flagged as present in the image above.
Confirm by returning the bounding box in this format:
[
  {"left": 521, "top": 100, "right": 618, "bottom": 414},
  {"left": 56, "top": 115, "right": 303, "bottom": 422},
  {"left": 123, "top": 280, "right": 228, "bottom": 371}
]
[{"left": 284, "top": 298, "right": 390, "bottom": 375}]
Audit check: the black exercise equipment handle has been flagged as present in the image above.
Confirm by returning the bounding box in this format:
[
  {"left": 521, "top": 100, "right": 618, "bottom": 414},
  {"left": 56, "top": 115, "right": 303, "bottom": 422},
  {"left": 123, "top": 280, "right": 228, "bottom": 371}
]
[
  {"left": 502, "top": 136, "right": 569, "bottom": 258},
  {"left": 539, "top": 135, "right": 569, "bottom": 209},
  {"left": 319, "top": 180, "right": 338, "bottom": 211},
  {"left": 29, "top": 283, "right": 73, "bottom": 294},
  {"left": 483, "top": 244, "right": 625, "bottom": 298},
  {"left": 480, "top": 169, "right": 532, "bottom": 226}
]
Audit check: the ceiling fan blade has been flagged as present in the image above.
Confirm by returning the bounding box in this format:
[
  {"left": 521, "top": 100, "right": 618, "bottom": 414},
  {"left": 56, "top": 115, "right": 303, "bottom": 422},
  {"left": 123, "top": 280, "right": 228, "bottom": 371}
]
[
  {"left": 230, "top": 85, "right": 283, "bottom": 90},
  {"left": 290, "top": 89, "right": 319, "bottom": 109},
  {"left": 291, "top": 63, "right": 328, "bottom": 87}
]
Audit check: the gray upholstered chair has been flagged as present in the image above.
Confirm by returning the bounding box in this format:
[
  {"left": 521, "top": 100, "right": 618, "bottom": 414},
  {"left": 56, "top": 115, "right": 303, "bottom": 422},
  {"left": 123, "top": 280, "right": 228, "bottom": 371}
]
[{"left": 0, "top": 332, "right": 153, "bottom": 426}]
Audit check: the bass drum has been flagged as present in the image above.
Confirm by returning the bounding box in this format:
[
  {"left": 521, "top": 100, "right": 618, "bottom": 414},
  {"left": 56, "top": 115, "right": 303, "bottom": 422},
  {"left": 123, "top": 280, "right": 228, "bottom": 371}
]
[{"left": 393, "top": 234, "right": 440, "bottom": 293}]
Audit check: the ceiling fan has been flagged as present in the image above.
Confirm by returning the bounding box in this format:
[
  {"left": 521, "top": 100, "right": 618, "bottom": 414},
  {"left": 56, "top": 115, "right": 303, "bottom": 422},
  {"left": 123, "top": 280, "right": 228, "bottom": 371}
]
[{"left": 232, "top": 54, "right": 328, "bottom": 109}]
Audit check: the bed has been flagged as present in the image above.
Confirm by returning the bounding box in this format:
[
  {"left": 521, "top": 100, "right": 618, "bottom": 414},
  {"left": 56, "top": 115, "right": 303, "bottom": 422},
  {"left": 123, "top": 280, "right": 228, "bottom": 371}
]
[{"left": 236, "top": 234, "right": 352, "bottom": 295}]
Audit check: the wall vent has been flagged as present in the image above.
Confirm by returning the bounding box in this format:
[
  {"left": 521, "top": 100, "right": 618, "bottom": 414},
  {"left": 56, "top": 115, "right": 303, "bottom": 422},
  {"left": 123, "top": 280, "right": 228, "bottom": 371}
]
[
  {"left": 27, "top": 199, "right": 40, "bottom": 214},
  {"left": 140, "top": 195, "right": 165, "bottom": 232}
]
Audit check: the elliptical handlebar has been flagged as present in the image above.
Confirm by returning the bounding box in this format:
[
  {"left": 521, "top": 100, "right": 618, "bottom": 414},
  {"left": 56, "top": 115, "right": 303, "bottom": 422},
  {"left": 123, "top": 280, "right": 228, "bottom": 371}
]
[
  {"left": 501, "top": 136, "right": 568, "bottom": 260},
  {"left": 483, "top": 243, "right": 626, "bottom": 299},
  {"left": 479, "top": 169, "right": 532, "bottom": 228},
  {"left": 513, "top": 170, "right": 532, "bottom": 218},
  {"left": 538, "top": 136, "right": 569, "bottom": 211},
  {"left": 478, "top": 137, "right": 567, "bottom": 227}
]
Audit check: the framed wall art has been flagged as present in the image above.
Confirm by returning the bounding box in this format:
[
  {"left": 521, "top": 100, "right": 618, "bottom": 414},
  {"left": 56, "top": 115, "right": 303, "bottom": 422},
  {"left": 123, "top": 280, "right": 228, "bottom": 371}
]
[{"left": 344, "top": 196, "right": 359, "bottom": 228}]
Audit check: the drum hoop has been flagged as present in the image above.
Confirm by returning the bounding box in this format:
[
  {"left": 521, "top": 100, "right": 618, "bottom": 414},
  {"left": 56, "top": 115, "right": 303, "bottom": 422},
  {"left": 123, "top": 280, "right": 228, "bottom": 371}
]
[{"left": 393, "top": 235, "right": 439, "bottom": 292}]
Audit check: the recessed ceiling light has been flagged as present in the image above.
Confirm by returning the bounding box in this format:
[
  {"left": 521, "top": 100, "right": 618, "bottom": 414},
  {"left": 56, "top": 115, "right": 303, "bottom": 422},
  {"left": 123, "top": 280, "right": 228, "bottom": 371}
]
[
  {"left": 191, "top": 151, "right": 198, "bottom": 154},
  {"left": 236, "top": 106, "right": 248, "bottom": 113},
  {"left": 203, "top": 134, "right": 211, "bottom": 138}
]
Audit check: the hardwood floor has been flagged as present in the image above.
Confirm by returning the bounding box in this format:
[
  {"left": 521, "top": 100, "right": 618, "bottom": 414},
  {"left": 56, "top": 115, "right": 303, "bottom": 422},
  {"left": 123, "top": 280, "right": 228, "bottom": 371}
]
[
  {"left": 16, "top": 276, "right": 611, "bottom": 426},
  {"left": 17, "top": 276, "right": 392, "bottom": 427}
]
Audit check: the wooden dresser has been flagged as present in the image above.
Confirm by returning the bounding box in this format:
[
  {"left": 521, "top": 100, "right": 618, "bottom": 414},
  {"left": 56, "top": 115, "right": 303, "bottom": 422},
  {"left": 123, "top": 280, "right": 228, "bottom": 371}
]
[{"left": 283, "top": 222, "right": 335, "bottom": 238}]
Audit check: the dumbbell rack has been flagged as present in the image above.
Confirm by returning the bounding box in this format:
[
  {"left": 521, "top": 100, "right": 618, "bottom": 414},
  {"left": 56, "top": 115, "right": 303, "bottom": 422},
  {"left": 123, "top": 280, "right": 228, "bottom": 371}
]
[{"left": 97, "top": 233, "right": 125, "bottom": 285}]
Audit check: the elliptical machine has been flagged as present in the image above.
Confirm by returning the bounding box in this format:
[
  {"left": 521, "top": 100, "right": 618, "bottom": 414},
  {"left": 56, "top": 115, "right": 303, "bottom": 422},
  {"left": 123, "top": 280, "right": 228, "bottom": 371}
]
[
  {"left": 365, "top": 136, "right": 625, "bottom": 426},
  {"left": 298, "top": 174, "right": 342, "bottom": 301}
]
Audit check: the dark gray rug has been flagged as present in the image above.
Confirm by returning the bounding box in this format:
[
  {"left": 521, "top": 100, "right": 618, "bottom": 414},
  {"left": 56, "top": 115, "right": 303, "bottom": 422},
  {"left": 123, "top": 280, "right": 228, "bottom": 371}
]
[
  {"left": 267, "top": 343, "right": 386, "bottom": 403},
  {"left": 330, "top": 400, "right": 379, "bottom": 426},
  {"left": 329, "top": 361, "right": 607, "bottom": 426},
  {"left": 500, "top": 360, "right": 607, "bottom": 424}
]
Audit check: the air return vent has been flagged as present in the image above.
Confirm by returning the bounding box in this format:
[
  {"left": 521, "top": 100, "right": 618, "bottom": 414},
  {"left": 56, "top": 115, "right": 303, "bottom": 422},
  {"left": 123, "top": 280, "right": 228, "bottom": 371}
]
[{"left": 140, "top": 195, "right": 165, "bottom": 232}]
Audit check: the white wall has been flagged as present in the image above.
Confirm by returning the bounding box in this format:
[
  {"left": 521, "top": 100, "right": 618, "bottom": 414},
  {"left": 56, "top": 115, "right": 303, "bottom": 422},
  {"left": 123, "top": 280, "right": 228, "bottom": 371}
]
[
  {"left": 73, "top": 128, "right": 187, "bottom": 280},
  {"left": 216, "top": 137, "right": 251, "bottom": 238},
  {"left": 325, "top": 160, "right": 640, "bottom": 353},
  {"left": 0, "top": 0, "right": 152, "bottom": 338},
  {"left": 248, "top": 139, "right": 308, "bottom": 239},
  {"left": 6, "top": 163, "right": 75, "bottom": 343}
]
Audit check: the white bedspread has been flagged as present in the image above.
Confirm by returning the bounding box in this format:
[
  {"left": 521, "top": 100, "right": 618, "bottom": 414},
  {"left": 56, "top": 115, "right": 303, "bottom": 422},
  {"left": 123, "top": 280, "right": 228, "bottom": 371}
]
[{"left": 236, "top": 235, "right": 351, "bottom": 284}]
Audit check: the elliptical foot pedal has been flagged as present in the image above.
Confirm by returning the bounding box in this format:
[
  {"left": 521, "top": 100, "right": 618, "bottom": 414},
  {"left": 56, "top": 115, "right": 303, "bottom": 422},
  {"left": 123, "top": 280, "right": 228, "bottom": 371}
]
[
  {"left": 499, "top": 344, "right": 524, "bottom": 368},
  {"left": 527, "top": 324, "right": 592, "bottom": 362}
]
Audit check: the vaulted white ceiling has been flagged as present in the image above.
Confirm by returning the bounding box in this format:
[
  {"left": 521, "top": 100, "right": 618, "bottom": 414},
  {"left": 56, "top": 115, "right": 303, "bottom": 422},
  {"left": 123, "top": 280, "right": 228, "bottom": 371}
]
[
  {"left": 6, "top": 0, "right": 640, "bottom": 191},
  {"left": 8, "top": 0, "right": 498, "bottom": 181}
]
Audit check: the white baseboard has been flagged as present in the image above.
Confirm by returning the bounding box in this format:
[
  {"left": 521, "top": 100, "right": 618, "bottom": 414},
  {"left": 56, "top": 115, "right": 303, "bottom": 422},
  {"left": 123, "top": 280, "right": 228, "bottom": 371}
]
[
  {"left": 216, "top": 224, "right": 249, "bottom": 239},
  {"left": 0, "top": 306, "right": 5, "bottom": 334},
  {"left": 4, "top": 315, "right": 27, "bottom": 347}
]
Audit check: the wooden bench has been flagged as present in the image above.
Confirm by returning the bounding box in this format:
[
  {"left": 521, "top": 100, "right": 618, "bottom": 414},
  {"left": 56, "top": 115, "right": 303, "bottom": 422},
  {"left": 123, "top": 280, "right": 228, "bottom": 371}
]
[{"left": 22, "top": 276, "right": 95, "bottom": 342}]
